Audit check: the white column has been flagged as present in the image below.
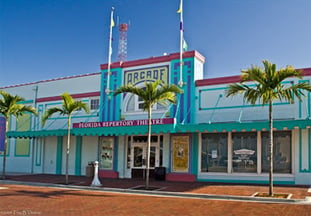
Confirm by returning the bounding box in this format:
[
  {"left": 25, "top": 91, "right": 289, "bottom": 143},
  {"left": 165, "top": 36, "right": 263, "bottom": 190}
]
[
  {"left": 257, "top": 131, "right": 262, "bottom": 174},
  {"left": 228, "top": 132, "right": 232, "bottom": 173},
  {"left": 91, "top": 161, "right": 102, "bottom": 187}
]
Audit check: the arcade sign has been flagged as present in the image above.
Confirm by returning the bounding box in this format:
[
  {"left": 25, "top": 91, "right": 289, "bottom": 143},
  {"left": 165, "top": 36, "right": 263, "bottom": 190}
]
[{"left": 124, "top": 65, "right": 169, "bottom": 85}]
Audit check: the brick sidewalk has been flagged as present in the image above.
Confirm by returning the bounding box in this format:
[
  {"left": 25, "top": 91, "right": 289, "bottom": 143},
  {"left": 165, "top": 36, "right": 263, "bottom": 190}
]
[
  {"left": 3, "top": 174, "right": 311, "bottom": 200},
  {"left": 0, "top": 183, "right": 311, "bottom": 216}
]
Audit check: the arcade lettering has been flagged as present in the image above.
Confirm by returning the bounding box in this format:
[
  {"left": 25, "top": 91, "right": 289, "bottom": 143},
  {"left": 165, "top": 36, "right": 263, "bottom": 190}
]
[{"left": 124, "top": 65, "right": 169, "bottom": 85}]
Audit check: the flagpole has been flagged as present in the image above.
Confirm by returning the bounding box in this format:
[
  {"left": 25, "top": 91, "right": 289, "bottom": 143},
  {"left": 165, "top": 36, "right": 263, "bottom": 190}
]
[
  {"left": 178, "top": 0, "right": 184, "bottom": 87},
  {"left": 105, "top": 7, "right": 114, "bottom": 95}
]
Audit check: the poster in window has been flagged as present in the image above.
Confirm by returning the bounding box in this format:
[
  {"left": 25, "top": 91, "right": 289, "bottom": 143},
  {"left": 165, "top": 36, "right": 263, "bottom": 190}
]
[
  {"left": 100, "top": 137, "right": 114, "bottom": 169},
  {"left": 172, "top": 135, "right": 189, "bottom": 172}
]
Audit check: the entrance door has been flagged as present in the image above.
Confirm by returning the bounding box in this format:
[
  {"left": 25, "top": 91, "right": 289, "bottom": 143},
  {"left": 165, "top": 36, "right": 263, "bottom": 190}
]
[{"left": 131, "top": 142, "right": 159, "bottom": 178}]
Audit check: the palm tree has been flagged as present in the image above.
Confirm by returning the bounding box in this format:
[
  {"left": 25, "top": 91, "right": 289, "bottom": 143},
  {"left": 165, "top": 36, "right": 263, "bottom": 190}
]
[
  {"left": 226, "top": 60, "right": 311, "bottom": 196},
  {"left": 0, "top": 90, "right": 37, "bottom": 179},
  {"left": 42, "top": 92, "right": 90, "bottom": 184},
  {"left": 114, "top": 80, "right": 182, "bottom": 189}
]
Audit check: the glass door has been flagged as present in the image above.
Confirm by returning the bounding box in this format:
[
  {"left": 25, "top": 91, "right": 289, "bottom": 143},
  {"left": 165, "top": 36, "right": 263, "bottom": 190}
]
[
  {"left": 149, "top": 146, "right": 157, "bottom": 168},
  {"left": 128, "top": 135, "right": 161, "bottom": 178},
  {"left": 133, "top": 145, "right": 144, "bottom": 168},
  {"left": 131, "top": 144, "right": 159, "bottom": 168}
]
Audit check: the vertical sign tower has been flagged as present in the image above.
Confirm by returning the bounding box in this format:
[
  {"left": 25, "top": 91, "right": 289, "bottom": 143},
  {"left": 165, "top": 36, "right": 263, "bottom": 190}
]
[{"left": 117, "top": 23, "right": 129, "bottom": 62}]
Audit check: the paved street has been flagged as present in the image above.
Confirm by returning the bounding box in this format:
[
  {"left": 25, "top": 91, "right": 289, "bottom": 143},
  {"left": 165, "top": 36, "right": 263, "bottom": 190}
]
[{"left": 0, "top": 184, "right": 311, "bottom": 216}]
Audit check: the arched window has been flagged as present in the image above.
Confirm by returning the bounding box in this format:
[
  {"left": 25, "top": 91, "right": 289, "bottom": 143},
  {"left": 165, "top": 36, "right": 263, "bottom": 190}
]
[{"left": 123, "top": 85, "right": 167, "bottom": 113}]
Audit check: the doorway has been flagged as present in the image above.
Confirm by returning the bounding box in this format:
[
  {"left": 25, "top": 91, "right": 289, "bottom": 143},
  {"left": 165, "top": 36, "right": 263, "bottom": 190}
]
[{"left": 128, "top": 135, "right": 162, "bottom": 178}]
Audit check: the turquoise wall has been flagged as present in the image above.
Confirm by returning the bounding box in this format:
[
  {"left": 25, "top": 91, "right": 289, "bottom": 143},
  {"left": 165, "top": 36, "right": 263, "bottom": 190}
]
[{"left": 100, "top": 67, "right": 123, "bottom": 121}]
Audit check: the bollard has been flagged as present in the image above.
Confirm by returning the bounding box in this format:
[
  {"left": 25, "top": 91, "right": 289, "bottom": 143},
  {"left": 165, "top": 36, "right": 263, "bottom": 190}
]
[{"left": 91, "top": 161, "right": 102, "bottom": 187}]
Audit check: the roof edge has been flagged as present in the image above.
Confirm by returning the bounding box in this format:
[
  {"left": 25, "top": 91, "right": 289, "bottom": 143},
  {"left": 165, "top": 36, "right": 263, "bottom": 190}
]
[{"left": 100, "top": 50, "right": 205, "bottom": 70}]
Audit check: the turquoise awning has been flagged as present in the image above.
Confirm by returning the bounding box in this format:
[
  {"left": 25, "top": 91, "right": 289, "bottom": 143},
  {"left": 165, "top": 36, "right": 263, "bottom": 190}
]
[
  {"left": 7, "top": 129, "right": 68, "bottom": 138},
  {"left": 72, "top": 124, "right": 176, "bottom": 136},
  {"left": 7, "top": 124, "right": 176, "bottom": 138},
  {"left": 6, "top": 119, "right": 311, "bottom": 138},
  {"left": 176, "top": 119, "right": 311, "bottom": 133}
]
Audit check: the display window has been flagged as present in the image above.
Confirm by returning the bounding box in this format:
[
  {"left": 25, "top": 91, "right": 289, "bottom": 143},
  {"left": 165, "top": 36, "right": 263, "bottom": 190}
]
[
  {"left": 261, "top": 131, "right": 292, "bottom": 173},
  {"left": 200, "top": 131, "right": 292, "bottom": 174},
  {"left": 232, "top": 132, "right": 257, "bottom": 173},
  {"left": 201, "top": 133, "right": 228, "bottom": 172},
  {"left": 99, "top": 137, "right": 114, "bottom": 169}
]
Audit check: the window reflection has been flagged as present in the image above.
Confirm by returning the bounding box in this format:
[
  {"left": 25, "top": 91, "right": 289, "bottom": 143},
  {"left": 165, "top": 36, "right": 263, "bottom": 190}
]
[
  {"left": 232, "top": 132, "right": 257, "bottom": 173},
  {"left": 100, "top": 137, "right": 114, "bottom": 169},
  {"left": 133, "top": 146, "right": 143, "bottom": 167},
  {"left": 201, "top": 133, "right": 228, "bottom": 172},
  {"left": 261, "top": 131, "right": 291, "bottom": 173}
]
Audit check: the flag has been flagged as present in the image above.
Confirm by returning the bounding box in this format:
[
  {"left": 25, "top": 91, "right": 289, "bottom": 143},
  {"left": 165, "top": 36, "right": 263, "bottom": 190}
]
[
  {"left": 110, "top": 15, "right": 115, "bottom": 28},
  {"left": 182, "top": 38, "right": 188, "bottom": 51},
  {"left": 110, "top": 7, "right": 115, "bottom": 28},
  {"left": 177, "top": 0, "right": 183, "bottom": 13}
]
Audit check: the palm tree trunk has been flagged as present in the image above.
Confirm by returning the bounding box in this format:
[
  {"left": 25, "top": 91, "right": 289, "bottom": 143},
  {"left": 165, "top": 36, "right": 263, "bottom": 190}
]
[
  {"left": 65, "top": 115, "right": 71, "bottom": 185},
  {"left": 145, "top": 106, "right": 152, "bottom": 189},
  {"left": 1, "top": 120, "right": 8, "bottom": 180},
  {"left": 269, "top": 102, "right": 274, "bottom": 196}
]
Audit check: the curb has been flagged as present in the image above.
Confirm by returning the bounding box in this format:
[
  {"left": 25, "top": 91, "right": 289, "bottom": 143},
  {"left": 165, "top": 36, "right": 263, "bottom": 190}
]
[{"left": 1, "top": 180, "right": 310, "bottom": 204}]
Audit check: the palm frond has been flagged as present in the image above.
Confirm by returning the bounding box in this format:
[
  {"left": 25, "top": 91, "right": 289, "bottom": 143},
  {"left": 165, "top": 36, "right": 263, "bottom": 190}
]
[
  {"left": 114, "top": 84, "right": 146, "bottom": 98},
  {"left": 154, "top": 84, "right": 182, "bottom": 104},
  {"left": 16, "top": 105, "right": 38, "bottom": 118},
  {"left": 61, "top": 92, "right": 75, "bottom": 111},
  {"left": 276, "top": 67, "right": 302, "bottom": 83},
  {"left": 42, "top": 92, "right": 90, "bottom": 126},
  {"left": 280, "top": 82, "right": 311, "bottom": 102},
  {"left": 0, "top": 90, "right": 37, "bottom": 120},
  {"left": 241, "top": 66, "right": 265, "bottom": 84},
  {"left": 225, "top": 83, "right": 249, "bottom": 97},
  {"left": 114, "top": 81, "right": 182, "bottom": 112},
  {"left": 72, "top": 101, "right": 90, "bottom": 114},
  {"left": 42, "top": 107, "right": 63, "bottom": 126},
  {"left": 226, "top": 60, "right": 311, "bottom": 106}
]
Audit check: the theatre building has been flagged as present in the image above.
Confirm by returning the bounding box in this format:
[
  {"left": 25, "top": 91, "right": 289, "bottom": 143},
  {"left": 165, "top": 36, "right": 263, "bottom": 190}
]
[{"left": 1, "top": 50, "right": 311, "bottom": 185}]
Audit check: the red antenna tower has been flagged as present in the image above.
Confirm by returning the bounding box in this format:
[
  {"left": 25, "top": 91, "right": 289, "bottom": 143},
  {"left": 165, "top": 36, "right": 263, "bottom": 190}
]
[{"left": 117, "top": 23, "right": 128, "bottom": 62}]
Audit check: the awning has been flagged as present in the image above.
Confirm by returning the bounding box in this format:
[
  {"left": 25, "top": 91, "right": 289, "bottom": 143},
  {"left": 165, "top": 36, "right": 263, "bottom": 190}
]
[
  {"left": 7, "top": 124, "right": 176, "bottom": 138},
  {"left": 175, "top": 119, "right": 311, "bottom": 133},
  {"left": 6, "top": 119, "right": 311, "bottom": 138},
  {"left": 72, "top": 124, "right": 176, "bottom": 136},
  {"left": 7, "top": 129, "right": 68, "bottom": 138}
]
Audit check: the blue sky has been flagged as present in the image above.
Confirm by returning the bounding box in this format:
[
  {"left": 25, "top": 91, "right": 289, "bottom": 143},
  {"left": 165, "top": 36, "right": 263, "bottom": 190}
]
[{"left": 1, "top": 0, "right": 311, "bottom": 87}]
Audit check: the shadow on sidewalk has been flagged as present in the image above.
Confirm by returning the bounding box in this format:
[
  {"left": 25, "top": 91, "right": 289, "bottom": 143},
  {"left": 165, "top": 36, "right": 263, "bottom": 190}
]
[{"left": 3, "top": 174, "right": 311, "bottom": 200}]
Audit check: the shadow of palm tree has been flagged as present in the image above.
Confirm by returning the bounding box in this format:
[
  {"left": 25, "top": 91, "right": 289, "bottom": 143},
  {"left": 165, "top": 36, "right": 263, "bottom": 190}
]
[{"left": 1, "top": 189, "right": 114, "bottom": 198}]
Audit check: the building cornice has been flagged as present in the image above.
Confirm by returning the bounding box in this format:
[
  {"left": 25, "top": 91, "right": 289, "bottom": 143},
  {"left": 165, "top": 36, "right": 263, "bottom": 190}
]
[{"left": 100, "top": 50, "right": 205, "bottom": 70}]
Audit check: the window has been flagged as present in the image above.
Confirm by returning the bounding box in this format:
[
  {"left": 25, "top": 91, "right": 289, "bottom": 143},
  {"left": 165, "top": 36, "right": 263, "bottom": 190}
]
[
  {"left": 99, "top": 137, "right": 114, "bottom": 169},
  {"left": 90, "top": 98, "right": 100, "bottom": 110},
  {"left": 136, "top": 87, "right": 147, "bottom": 111},
  {"left": 160, "top": 135, "right": 163, "bottom": 167},
  {"left": 261, "top": 131, "right": 291, "bottom": 173},
  {"left": 126, "top": 95, "right": 135, "bottom": 112},
  {"left": 134, "top": 95, "right": 167, "bottom": 111},
  {"left": 232, "top": 132, "right": 257, "bottom": 173},
  {"left": 201, "top": 133, "right": 228, "bottom": 172},
  {"left": 137, "top": 95, "right": 145, "bottom": 110},
  {"left": 200, "top": 131, "right": 292, "bottom": 174},
  {"left": 124, "top": 87, "right": 167, "bottom": 113}
]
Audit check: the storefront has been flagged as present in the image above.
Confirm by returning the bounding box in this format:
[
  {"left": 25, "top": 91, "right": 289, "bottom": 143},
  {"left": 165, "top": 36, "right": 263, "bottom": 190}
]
[{"left": 2, "top": 50, "right": 311, "bottom": 185}]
